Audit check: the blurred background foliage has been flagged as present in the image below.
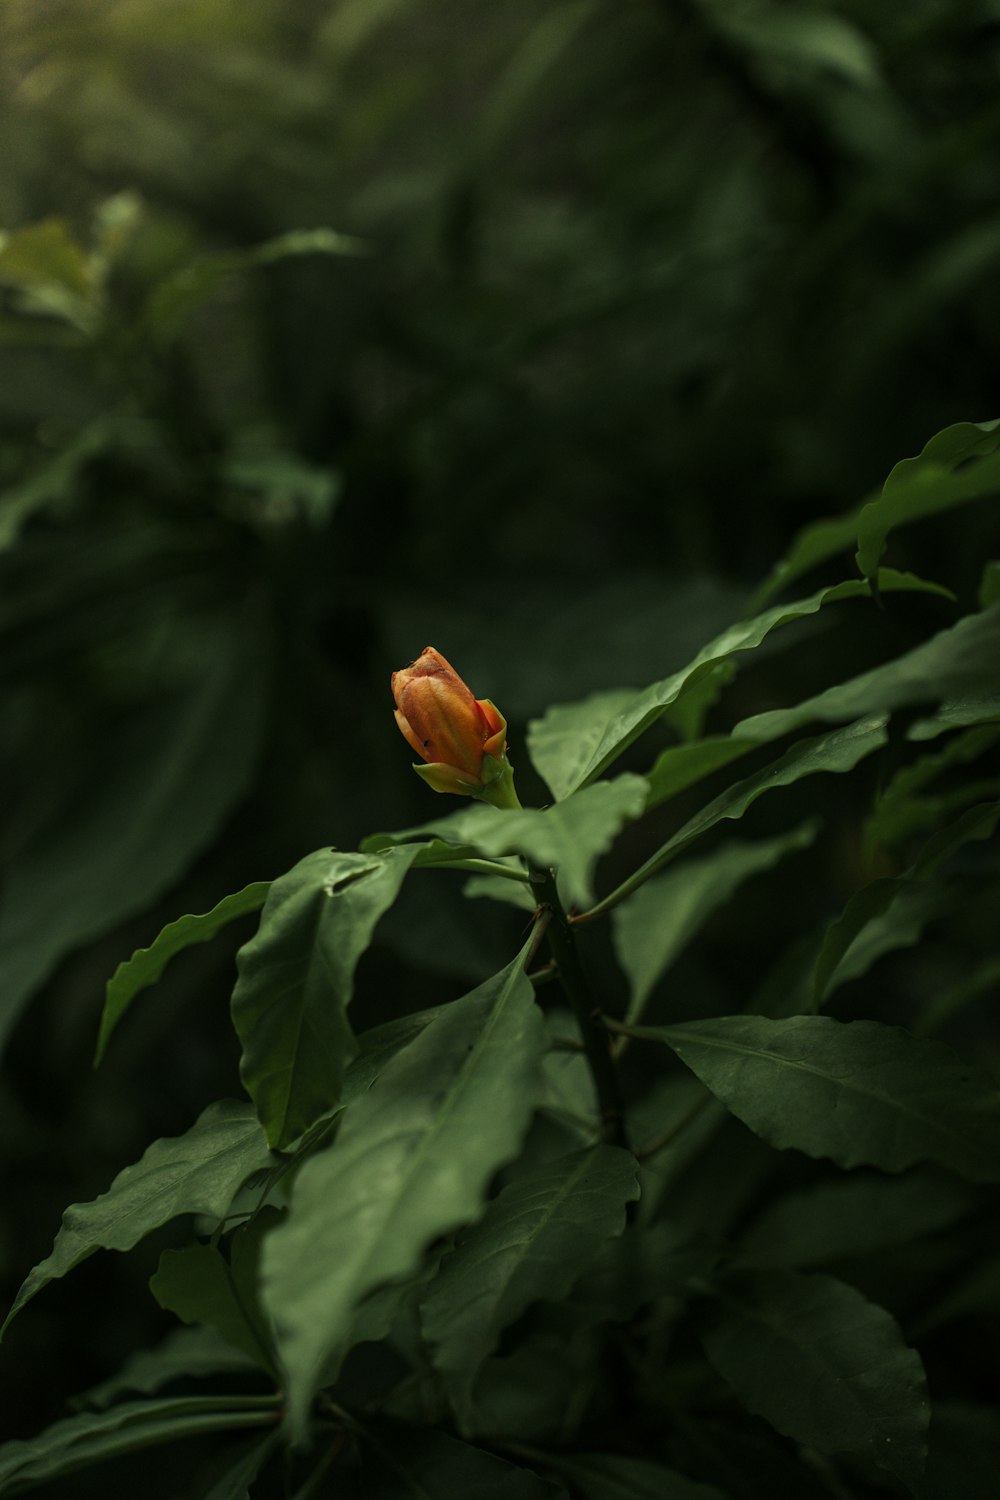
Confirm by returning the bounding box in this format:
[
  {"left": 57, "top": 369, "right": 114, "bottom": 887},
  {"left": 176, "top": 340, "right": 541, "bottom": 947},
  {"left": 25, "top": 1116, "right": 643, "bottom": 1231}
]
[{"left": 2, "top": 0, "right": 1000, "bottom": 1479}]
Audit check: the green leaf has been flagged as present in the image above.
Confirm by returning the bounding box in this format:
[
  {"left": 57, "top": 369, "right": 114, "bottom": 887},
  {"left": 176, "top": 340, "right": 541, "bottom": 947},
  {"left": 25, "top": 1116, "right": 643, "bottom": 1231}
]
[
  {"left": 814, "top": 801, "right": 1000, "bottom": 1004},
  {"left": 751, "top": 505, "right": 871, "bottom": 608},
  {"left": 231, "top": 846, "right": 419, "bottom": 1149},
  {"left": 0, "top": 418, "right": 117, "bottom": 552},
  {"left": 634, "top": 1014, "right": 1000, "bottom": 1181},
  {"left": 738, "top": 1169, "right": 974, "bottom": 1270},
  {"left": 2, "top": 1100, "right": 272, "bottom": 1337},
  {"left": 143, "top": 226, "right": 367, "bottom": 341},
  {"left": 464, "top": 873, "right": 539, "bottom": 911},
  {"left": 0, "top": 217, "right": 98, "bottom": 330},
  {"left": 613, "top": 822, "right": 818, "bottom": 1022},
  {"left": 0, "top": 607, "right": 268, "bottom": 1055},
  {"left": 856, "top": 419, "right": 1000, "bottom": 583},
  {"left": 0, "top": 1396, "right": 280, "bottom": 1495},
  {"left": 362, "top": 776, "right": 648, "bottom": 909},
  {"left": 97, "top": 882, "right": 271, "bottom": 1065},
  {"left": 643, "top": 736, "right": 759, "bottom": 812},
  {"left": 979, "top": 560, "right": 1000, "bottom": 609},
  {"left": 717, "top": 8, "right": 881, "bottom": 87},
  {"left": 200, "top": 1433, "right": 280, "bottom": 1500},
  {"left": 356, "top": 1419, "right": 565, "bottom": 1498},
  {"left": 594, "top": 717, "right": 887, "bottom": 915},
  {"left": 699, "top": 1270, "right": 929, "bottom": 1489},
  {"left": 421, "top": 1145, "right": 639, "bottom": 1430},
  {"left": 815, "top": 880, "right": 958, "bottom": 1005},
  {"left": 150, "top": 1222, "right": 277, "bottom": 1375},
  {"left": 259, "top": 949, "right": 547, "bottom": 1438},
  {"left": 735, "top": 605, "right": 1000, "bottom": 743},
  {"left": 542, "top": 1451, "right": 727, "bottom": 1500},
  {"left": 74, "top": 1326, "right": 259, "bottom": 1410},
  {"left": 526, "top": 573, "right": 938, "bottom": 799},
  {"left": 862, "top": 725, "right": 1000, "bottom": 858}
]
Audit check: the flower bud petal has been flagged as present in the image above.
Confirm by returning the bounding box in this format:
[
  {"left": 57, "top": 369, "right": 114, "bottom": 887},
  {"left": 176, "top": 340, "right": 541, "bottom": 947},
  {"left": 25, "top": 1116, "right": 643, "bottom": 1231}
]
[{"left": 391, "top": 647, "right": 507, "bottom": 784}]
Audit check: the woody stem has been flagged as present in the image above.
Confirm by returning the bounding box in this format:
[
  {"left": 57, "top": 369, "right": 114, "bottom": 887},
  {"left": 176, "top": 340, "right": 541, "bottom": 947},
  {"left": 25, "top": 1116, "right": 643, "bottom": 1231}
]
[{"left": 527, "top": 865, "right": 628, "bottom": 1150}]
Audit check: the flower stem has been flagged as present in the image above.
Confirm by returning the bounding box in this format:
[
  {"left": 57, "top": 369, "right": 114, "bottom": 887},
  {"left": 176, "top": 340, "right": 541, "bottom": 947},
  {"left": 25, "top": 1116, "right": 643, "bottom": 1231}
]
[{"left": 528, "top": 864, "right": 628, "bottom": 1150}]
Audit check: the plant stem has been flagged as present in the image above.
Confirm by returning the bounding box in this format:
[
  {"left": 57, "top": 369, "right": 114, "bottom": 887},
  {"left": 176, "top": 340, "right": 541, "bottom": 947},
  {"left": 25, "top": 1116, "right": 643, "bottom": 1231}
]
[{"left": 528, "top": 864, "right": 628, "bottom": 1150}]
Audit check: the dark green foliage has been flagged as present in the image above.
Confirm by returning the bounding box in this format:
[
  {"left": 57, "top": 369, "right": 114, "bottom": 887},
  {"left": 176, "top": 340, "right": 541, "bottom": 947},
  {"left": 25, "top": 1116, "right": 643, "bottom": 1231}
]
[{"left": 2, "top": 3, "right": 1000, "bottom": 1496}]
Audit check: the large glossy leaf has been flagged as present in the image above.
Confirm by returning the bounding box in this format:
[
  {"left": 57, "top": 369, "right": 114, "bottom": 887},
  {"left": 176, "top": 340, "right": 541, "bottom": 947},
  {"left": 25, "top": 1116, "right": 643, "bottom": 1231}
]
[
  {"left": 96, "top": 881, "right": 271, "bottom": 1065},
  {"left": 699, "top": 1270, "right": 929, "bottom": 1489},
  {"left": 0, "top": 1395, "right": 281, "bottom": 1495},
  {"left": 543, "top": 1452, "right": 727, "bottom": 1500},
  {"left": 636, "top": 1015, "right": 1000, "bottom": 1180},
  {"left": 260, "top": 950, "right": 548, "bottom": 1437},
  {"left": 231, "top": 845, "right": 419, "bottom": 1149},
  {"left": 734, "top": 604, "right": 1000, "bottom": 743},
  {"left": 526, "top": 572, "right": 938, "bottom": 800},
  {"left": 356, "top": 1419, "right": 565, "bottom": 1498},
  {"left": 362, "top": 776, "right": 648, "bottom": 908},
  {"left": 2, "top": 1100, "right": 272, "bottom": 1336},
  {"left": 856, "top": 419, "right": 1000, "bottom": 583},
  {"left": 737, "top": 1169, "right": 974, "bottom": 1269},
  {"left": 421, "top": 1145, "right": 639, "bottom": 1429},
  {"left": 0, "top": 607, "right": 268, "bottom": 1055},
  {"left": 613, "top": 823, "right": 817, "bottom": 1022}
]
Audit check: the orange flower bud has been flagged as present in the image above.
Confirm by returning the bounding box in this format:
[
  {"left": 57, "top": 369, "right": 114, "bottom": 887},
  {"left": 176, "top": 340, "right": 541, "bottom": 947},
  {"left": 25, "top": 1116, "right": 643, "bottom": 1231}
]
[{"left": 391, "top": 648, "right": 519, "bottom": 805}]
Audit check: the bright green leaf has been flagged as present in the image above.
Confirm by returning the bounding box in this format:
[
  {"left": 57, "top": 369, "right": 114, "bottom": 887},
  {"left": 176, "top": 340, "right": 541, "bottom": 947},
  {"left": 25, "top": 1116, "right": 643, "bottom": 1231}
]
[
  {"left": 700, "top": 1270, "right": 928, "bottom": 1488},
  {"left": 363, "top": 776, "right": 648, "bottom": 909},
  {"left": 97, "top": 882, "right": 271, "bottom": 1065},
  {"left": 421, "top": 1146, "right": 639, "bottom": 1430},
  {"left": 260, "top": 949, "right": 547, "bottom": 1438},
  {"left": 635, "top": 1014, "right": 1000, "bottom": 1181},
  {"left": 2, "top": 1100, "right": 272, "bottom": 1337},
  {"left": 231, "top": 845, "right": 419, "bottom": 1149}
]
